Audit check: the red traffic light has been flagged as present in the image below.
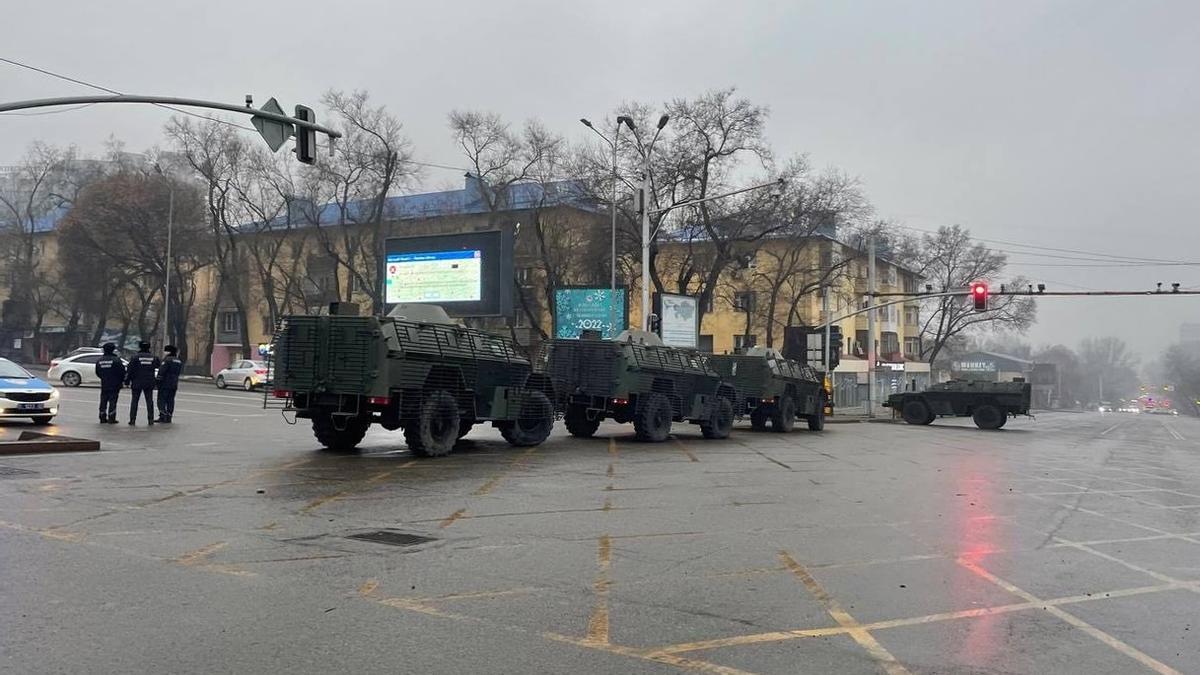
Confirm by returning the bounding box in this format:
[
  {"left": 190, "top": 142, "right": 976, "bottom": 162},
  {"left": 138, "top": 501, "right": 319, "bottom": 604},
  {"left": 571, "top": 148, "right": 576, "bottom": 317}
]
[{"left": 970, "top": 282, "right": 988, "bottom": 311}]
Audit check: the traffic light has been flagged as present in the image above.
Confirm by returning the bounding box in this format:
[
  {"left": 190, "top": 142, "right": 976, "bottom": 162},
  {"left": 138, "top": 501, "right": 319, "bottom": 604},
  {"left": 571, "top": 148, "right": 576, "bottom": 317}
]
[
  {"left": 294, "top": 105, "right": 317, "bottom": 165},
  {"left": 970, "top": 282, "right": 988, "bottom": 311}
]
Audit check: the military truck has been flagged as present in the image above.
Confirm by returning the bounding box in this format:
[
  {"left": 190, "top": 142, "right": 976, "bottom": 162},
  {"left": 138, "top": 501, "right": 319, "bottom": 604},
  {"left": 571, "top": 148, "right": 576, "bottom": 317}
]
[
  {"left": 884, "top": 379, "right": 1032, "bottom": 430},
  {"left": 269, "top": 304, "right": 554, "bottom": 456},
  {"left": 538, "top": 330, "right": 736, "bottom": 442},
  {"left": 709, "top": 347, "right": 827, "bottom": 432}
]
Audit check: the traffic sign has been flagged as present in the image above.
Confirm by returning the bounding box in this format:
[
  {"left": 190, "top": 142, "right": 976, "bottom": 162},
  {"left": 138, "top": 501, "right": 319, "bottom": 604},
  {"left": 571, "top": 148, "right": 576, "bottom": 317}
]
[{"left": 251, "top": 97, "right": 293, "bottom": 152}]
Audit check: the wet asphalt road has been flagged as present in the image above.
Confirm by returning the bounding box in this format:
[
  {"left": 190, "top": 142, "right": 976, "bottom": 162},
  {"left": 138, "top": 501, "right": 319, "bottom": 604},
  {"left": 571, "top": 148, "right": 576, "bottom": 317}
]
[{"left": 2, "top": 384, "right": 1200, "bottom": 674}]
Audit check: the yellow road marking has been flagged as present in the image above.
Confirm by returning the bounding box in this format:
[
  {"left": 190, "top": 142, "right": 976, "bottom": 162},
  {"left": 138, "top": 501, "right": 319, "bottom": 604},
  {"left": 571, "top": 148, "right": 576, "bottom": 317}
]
[
  {"left": 654, "top": 582, "right": 1184, "bottom": 655},
  {"left": 544, "top": 633, "right": 755, "bottom": 675},
  {"left": 300, "top": 469, "right": 398, "bottom": 513},
  {"left": 602, "top": 497, "right": 612, "bottom": 512},
  {"left": 175, "top": 541, "right": 228, "bottom": 566},
  {"left": 780, "top": 551, "right": 911, "bottom": 675},
  {"left": 673, "top": 439, "right": 699, "bottom": 462},
  {"left": 439, "top": 508, "right": 467, "bottom": 528},
  {"left": 609, "top": 437, "right": 618, "bottom": 458},
  {"left": 585, "top": 534, "right": 612, "bottom": 645},
  {"left": 358, "top": 579, "right": 379, "bottom": 597},
  {"left": 473, "top": 446, "right": 537, "bottom": 496},
  {"left": 956, "top": 557, "right": 1181, "bottom": 675}
]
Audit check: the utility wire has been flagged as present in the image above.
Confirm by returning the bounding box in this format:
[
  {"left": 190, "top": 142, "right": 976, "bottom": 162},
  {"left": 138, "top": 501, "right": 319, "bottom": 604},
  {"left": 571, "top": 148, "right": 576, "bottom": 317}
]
[{"left": 0, "top": 55, "right": 255, "bottom": 131}]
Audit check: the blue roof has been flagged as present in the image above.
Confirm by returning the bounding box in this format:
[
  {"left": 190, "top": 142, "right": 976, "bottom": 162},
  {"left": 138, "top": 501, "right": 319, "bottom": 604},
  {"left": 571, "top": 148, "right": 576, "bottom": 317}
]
[
  {"left": 259, "top": 176, "right": 595, "bottom": 231},
  {"left": 19, "top": 175, "right": 596, "bottom": 234}
]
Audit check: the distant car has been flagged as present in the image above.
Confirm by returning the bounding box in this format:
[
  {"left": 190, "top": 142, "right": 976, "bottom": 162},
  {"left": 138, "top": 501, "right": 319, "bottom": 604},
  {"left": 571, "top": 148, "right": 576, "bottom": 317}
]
[
  {"left": 49, "top": 347, "right": 104, "bottom": 370},
  {"left": 1097, "top": 403, "right": 1114, "bottom": 413},
  {"left": 1118, "top": 405, "right": 1140, "bottom": 414},
  {"left": 215, "top": 360, "right": 272, "bottom": 391},
  {"left": 0, "top": 358, "right": 59, "bottom": 424},
  {"left": 48, "top": 352, "right": 126, "bottom": 387}
]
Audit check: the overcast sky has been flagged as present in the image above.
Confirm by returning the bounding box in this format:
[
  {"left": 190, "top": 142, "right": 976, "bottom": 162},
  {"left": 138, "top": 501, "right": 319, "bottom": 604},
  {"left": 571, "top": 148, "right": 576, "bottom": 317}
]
[{"left": 3, "top": 0, "right": 1198, "bottom": 364}]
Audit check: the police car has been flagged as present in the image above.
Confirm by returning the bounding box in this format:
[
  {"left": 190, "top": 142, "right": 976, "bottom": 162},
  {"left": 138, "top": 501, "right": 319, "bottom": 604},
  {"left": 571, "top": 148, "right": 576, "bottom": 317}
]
[{"left": 0, "top": 358, "right": 59, "bottom": 424}]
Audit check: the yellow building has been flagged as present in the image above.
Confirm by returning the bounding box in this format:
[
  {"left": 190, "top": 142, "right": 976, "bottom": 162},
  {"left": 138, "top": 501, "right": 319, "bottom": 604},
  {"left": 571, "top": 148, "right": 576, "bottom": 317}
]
[{"left": 630, "top": 233, "right": 930, "bottom": 409}]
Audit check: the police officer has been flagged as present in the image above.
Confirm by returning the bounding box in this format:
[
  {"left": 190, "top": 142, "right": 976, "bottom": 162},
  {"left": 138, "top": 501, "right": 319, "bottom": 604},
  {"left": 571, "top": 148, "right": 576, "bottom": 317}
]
[
  {"left": 94, "top": 343, "right": 125, "bottom": 423},
  {"left": 156, "top": 345, "right": 183, "bottom": 423},
  {"left": 125, "top": 341, "right": 161, "bottom": 426}
]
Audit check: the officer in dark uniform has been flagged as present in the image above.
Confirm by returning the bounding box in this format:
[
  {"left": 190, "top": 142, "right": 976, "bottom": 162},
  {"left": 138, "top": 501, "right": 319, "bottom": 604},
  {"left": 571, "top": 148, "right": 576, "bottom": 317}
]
[
  {"left": 156, "top": 345, "right": 183, "bottom": 423},
  {"left": 94, "top": 342, "right": 125, "bottom": 423},
  {"left": 125, "top": 341, "right": 161, "bottom": 426}
]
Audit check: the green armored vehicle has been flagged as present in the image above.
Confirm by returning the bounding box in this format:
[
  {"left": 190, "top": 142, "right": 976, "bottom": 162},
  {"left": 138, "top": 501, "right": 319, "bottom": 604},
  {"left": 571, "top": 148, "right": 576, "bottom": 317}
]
[
  {"left": 270, "top": 304, "right": 554, "bottom": 455},
  {"left": 538, "top": 330, "right": 735, "bottom": 442},
  {"left": 885, "top": 379, "right": 1032, "bottom": 430},
  {"left": 709, "top": 347, "right": 827, "bottom": 432}
]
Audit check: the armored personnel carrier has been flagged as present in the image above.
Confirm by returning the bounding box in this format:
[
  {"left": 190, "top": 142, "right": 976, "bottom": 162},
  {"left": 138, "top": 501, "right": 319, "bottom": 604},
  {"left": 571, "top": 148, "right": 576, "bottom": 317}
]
[
  {"left": 885, "top": 379, "right": 1032, "bottom": 429},
  {"left": 709, "top": 347, "right": 826, "bottom": 432},
  {"left": 538, "top": 329, "right": 736, "bottom": 442},
  {"left": 269, "top": 304, "right": 554, "bottom": 455}
]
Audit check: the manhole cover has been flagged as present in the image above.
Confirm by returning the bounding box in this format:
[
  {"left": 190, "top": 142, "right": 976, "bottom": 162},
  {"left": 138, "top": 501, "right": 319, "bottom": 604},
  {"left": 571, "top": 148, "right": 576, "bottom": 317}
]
[
  {"left": 0, "top": 465, "right": 38, "bottom": 479},
  {"left": 346, "top": 530, "right": 436, "bottom": 547}
]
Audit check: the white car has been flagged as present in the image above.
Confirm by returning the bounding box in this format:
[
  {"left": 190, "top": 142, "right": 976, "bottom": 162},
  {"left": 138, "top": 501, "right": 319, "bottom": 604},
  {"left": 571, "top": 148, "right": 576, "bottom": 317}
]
[
  {"left": 48, "top": 352, "right": 125, "bottom": 387},
  {"left": 215, "top": 360, "right": 272, "bottom": 391}
]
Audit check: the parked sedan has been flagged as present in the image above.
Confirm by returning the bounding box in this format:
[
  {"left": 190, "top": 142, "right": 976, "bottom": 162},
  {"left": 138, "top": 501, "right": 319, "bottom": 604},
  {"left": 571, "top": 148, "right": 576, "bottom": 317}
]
[
  {"left": 0, "top": 358, "right": 59, "bottom": 424},
  {"left": 215, "top": 360, "right": 272, "bottom": 391},
  {"left": 48, "top": 352, "right": 125, "bottom": 387}
]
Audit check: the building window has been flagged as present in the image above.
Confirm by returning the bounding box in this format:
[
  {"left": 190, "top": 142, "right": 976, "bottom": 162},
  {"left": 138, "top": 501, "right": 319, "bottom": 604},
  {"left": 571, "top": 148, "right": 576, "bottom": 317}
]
[
  {"left": 904, "top": 337, "right": 921, "bottom": 359},
  {"left": 904, "top": 305, "right": 919, "bottom": 326},
  {"left": 733, "top": 334, "right": 757, "bottom": 351},
  {"left": 903, "top": 275, "right": 919, "bottom": 293},
  {"left": 855, "top": 330, "right": 868, "bottom": 356},
  {"left": 698, "top": 334, "right": 714, "bottom": 353},
  {"left": 886, "top": 267, "right": 897, "bottom": 286},
  {"left": 881, "top": 332, "right": 900, "bottom": 356},
  {"left": 516, "top": 267, "right": 535, "bottom": 287},
  {"left": 733, "top": 291, "right": 756, "bottom": 313},
  {"left": 219, "top": 311, "right": 240, "bottom": 334}
]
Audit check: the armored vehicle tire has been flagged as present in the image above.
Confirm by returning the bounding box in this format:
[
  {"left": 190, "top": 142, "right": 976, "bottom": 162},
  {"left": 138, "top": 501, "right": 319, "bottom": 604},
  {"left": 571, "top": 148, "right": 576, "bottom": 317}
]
[
  {"left": 973, "top": 404, "right": 1005, "bottom": 430},
  {"left": 902, "top": 399, "right": 933, "bottom": 425},
  {"left": 750, "top": 408, "right": 768, "bottom": 431},
  {"left": 500, "top": 391, "right": 555, "bottom": 447},
  {"left": 634, "top": 393, "right": 673, "bottom": 442},
  {"left": 771, "top": 396, "right": 796, "bottom": 433},
  {"left": 565, "top": 406, "right": 601, "bottom": 438},
  {"left": 313, "top": 414, "right": 369, "bottom": 451},
  {"left": 807, "top": 404, "right": 825, "bottom": 431},
  {"left": 405, "top": 390, "right": 460, "bottom": 457},
  {"left": 700, "top": 397, "right": 734, "bottom": 439}
]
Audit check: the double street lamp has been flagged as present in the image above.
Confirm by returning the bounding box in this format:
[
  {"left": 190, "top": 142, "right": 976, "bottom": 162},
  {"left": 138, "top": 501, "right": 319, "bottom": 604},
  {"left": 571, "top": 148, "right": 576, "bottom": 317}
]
[
  {"left": 582, "top": 112, "right": 785, "bottom": 335},
  {"left": 579, "top": 116, "right": 635, "bottom": 336}
]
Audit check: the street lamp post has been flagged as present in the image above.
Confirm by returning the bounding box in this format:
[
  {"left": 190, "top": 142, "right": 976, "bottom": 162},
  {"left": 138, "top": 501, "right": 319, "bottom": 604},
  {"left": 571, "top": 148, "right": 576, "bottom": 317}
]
[
  {"left": 625, "top": 114, "right": 670, "bottom": 332},
  {"left": 580, "top": 117, "right": 630, "bottom": 337},
  {"left": 154, "top": 164, "right": 174, "bottom": 349}
]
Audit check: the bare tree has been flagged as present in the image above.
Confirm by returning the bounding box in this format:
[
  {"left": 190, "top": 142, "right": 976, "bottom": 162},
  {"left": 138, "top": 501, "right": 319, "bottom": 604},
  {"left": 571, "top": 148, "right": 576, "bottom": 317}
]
[
  {"left": 57, "top": 170, "right": 210, "bottom": 361},
  {"left": 1079, "top": 336, "right": 1139, "bottom": 403},
  {"left": 448, "top": 112, "right": 605, "bottom": 339},
  {"left": 907, "top": 225, "right": 1037, "bottom": 364},
  {"left": 165, "top": 117, "right": 255, "bottom": 362},
  {"left": 301, "top": 89, "right": 415, "bottom": 314}
]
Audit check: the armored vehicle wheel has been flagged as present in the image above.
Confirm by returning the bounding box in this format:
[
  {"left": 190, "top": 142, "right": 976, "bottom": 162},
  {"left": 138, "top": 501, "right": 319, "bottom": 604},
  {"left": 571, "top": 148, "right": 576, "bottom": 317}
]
[
  {"left": 700, "top": 397, "right": 734, "bottom": 439},
  {"left": 807, "top": 404, "right": 825, "bottom": 431},
  {"left": 313, "top": 413, "right": 369, "bottom": 451},
  {"left": 405, "top": 390, "right": 460, "bottom": 457},
  {"left": 750, "top": 408, "right": 768, "bottom": 431},
  {"left": 771, "top": 396, "right": 796, "bottom": 433},
  {"left": 565, "top": 406, "right": 601, "bottom": 438},
  {"left": 500, "top": 391, "right": 555, "bottom": 447},
  {"left": 634, "top": 393, "right": 673, "bottom": 442},
  {"left": 457, "top": 420, "right": 474, "bottom": 440},
  {"left": 972, "top": 404, "right": 1004, "bottom": 430},
  {"left": 902, "top": 399, "right": 933, "bottom": 425},
  {"left": 996, "top": 415, "right": 1008, "bottom": 429}
]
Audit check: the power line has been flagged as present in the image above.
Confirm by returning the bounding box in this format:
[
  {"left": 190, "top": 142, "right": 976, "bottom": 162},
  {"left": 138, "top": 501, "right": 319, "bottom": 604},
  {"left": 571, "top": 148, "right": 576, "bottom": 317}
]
[
  {"left": 0, "top": 55, "right": 255, "bottom": 132},
  {"left": 894, "top": 222, "right": 1195, "bottom": 265}
]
